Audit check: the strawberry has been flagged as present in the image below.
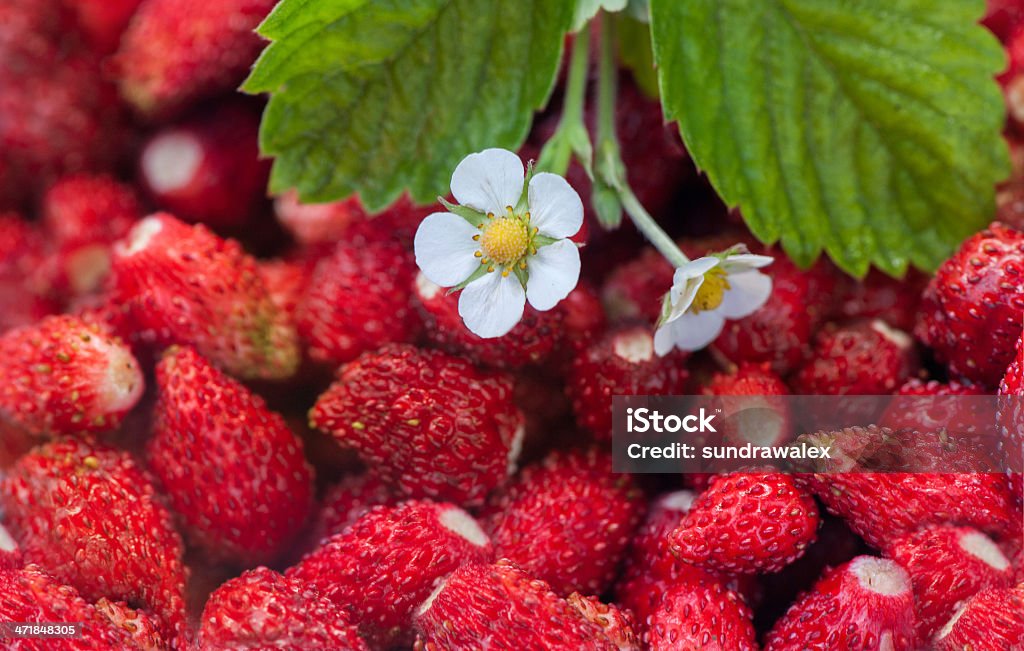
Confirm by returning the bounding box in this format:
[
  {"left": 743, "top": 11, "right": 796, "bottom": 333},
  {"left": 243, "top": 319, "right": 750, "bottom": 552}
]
[
  {"left": 94, "top": 599, "right": 167, "bottom": 651},
  {"left": 63, "top": 0, "right": 142, "bottom": 54},
  {"left": 712, "top": 255, "right": 837, "bottom": 375},
  {"left": 880, "top": 379, "right": 990, "bottom": 446},
  {"left": 257, "top": 258, "right": 312, "bottom": 324},
  {"left": 832, "top": 268, "right": 928, "bottom": 332},
  {"left": 557, "top": 282, "right": 607, "bottom": 355},
  {"left": 480, "top": 448, "right": 644, "bottom": 596},
  {"left": 1000, "top": 333, "right": 1024, "bottom": 485},
  {"left": 566, "top": 593, "right": 641, "bottom": 651},
  {"left": 916, "top": 222, "right": 1024, "bottom": 387},
  {"left": 0, "top": 566, "right": 157, "bottom": 650},
  {"left": 0, "top": 522, "right": 21, "bottom": 570},
  {"left": 0, "top": 438, "right": 188, "bottom": 643},
  {"left": 115, "top": 0, "right": 278, "bottom": 117},
  {"left": 885, "top": 525, "right": 1015, "bottom": 640},
  {"left": 197, "top": 567, "right": 367, "bottom": 651},
  {"left": 304, "top": 473, "right": 399, "bottom": 552},
  {"left": 309, "top": 344, "right": 524, "bottom": 507},
  {"left": 287, "top": 500, "right": 492, "bottom": 648},
  {"left": 567, "top": 326, "right": 689, "bottom": 440},
  {"left": 601, "top": 247, "right": 674, "bottom": 323},
  {"left": 985, "top": 0, "right": 1024, "bottom": 42},
  {"left": 669, "top": 472, "right": 820, "bottom": 575},
  {"left": 412, "top": 560, "right": 623, "bottom": 650},
  {"left": 147, "top": 346, "right": 314, "bottom": 565},
  {"left": 42, "top": 174, "right": 141, "bottom": 296},
  {"left": 414, "top": 272, "right": 563, "bottom": 369},
  {"left": 274, "top": 192, "right": 365, "bottom": 246},
  {"left": 765, "top": 556, "right": 918, "bottom": 650},
  {"left": 932, "top": 583, "right": 1024, "bottom": 650},
  {"left": 299, "top": 240, "right": 419, "bottom": 366},
  {"left": 138, "top": 102, "right": 269, "bottom": 228},
  {"left": 0, "top": 214, "right": 58, "bottom": 333},
  {"left": 792, "top": 319, "right": 918, "bottom": 395},
  {"left": 645, "top": 582, "right": 758, "bottom": 651},
  {"left": 109, "top": 213, "right": 300, "bottom": 380},
  {"left": 705, "top": 363, "right": 793, "bottom": 448},
  {"left": 0, "top": 315, "right": 144, "bottom": 439}
]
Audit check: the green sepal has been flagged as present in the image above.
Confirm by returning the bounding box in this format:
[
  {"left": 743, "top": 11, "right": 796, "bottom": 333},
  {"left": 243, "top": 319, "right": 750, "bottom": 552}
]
[{"left": 440, "top": 197, "right": 487, "bottom": 227}]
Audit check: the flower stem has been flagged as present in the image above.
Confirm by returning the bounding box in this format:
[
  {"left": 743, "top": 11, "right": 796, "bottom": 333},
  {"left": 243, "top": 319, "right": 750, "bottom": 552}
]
[
  {"left": 595, "top": 16, "right": 690, "bottom": 268},
  {"left": 536, "top": 30, "right": 591, "bottom": 177}
]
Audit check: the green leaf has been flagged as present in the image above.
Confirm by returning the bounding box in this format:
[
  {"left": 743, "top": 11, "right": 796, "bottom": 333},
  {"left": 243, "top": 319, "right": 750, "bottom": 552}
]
[
  {"left": 651, "top": 0, "right": 1010, "bottom": 276},
  {"left": 244, "top": 0, "right": 574, "bottom": 211},
  {"left": 572, "top": 0, "right": 628, "bottom": 32}
]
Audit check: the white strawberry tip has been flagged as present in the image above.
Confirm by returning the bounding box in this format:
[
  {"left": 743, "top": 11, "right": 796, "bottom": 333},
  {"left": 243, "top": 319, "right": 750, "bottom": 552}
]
[
  {"left": 93, "top": 338, "right": 145, "bottom": 415},
  {"left": 850, "top": 557, "right": 911, "bottom": 596},
  {"left": 935, "top": 601, "right": 967, "bottom": 642},
  {"left": 957, "top": 531, "right": 1010, "bottom": 571},
  {"left": 506, "top": 423, "right": 525, "bottom": 477},
  {"left": 417, "top": 576, "right": 448, "bottom": 618},
  {"left": 66, "top": 245, "right": 112, "bottom": 294},
  {"left": 612, "top": 328, "right": 655, "bottom": 364},
  {"left": 415, "top": 271, "right": 443, "bottom": 301},
  {"left": 142, "top": 131, "right": 202, "bottom": 193},
  {"left": 658, "top": 490, "right": 696, "bottom": 513},
  {"left": 869, "top": 319, "right": 912, "bottom": 350},
  {"left": 0, "top": 523, "right": 15, "bottom": 552},
  {"left": 120, "top": 217, "right": 163, "bottom": 256},
  {"left": 438, "top": 507, "right": 489, "bottom": 547}
]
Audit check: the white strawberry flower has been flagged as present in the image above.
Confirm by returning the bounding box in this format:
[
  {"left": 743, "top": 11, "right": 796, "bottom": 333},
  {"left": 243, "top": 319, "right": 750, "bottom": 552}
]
[
  {"left": 414, "top": 148, "right": 584, "bottom": 338},
  {"left": 654, "top": 247, "right": 774, "bottom": 355}
]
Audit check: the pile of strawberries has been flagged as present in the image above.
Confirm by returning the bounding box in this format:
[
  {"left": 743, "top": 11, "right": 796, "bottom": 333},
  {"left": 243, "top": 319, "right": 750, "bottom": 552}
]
[{"left": 0, "top": 0, "right": 1022, "bottom": 649}]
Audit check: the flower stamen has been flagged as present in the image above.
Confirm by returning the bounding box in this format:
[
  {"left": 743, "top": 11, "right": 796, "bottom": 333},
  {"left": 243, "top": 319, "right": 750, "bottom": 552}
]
[
  {"left": 480, "top": 216, "right": 530, "bottom": 266},
  {"left": 692, "top": 267, "right": 730, "bottom": 313}
]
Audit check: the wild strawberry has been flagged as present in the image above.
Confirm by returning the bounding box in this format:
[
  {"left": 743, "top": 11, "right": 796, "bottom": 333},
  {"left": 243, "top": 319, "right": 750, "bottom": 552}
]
[
  {"left": 412, "top": 560, "right": 623, "bottom": 650},
  {"left": 42, "top": 174, "right": 141, "bottom": 296},
  {"left": 110, "top": 214, "right": 300, "bottom": 380},
  {"left": 274, "top": 192, "right": 365, "bottom": 245},
  {"left": 115, "top": 0, "right": 278, "bottom": 117},
  {"left": 885, "top": 525, "right": 1015, "bottom": 640},
  {"left": 480, "top": 448, "right": 644, "bottom": 596},
  {"left": 557, "top": 282, "right": 607, "bottom": 354},
  {"left": 0, "top": 315, "right": 144, "bottom": 439},
  {"left": 0, "top": 438, "right": 188, "bottom": 642},
  {"left": 712, "top": 255, "right": 837, "bottom": 375},
  {"left": 0, "top": 523, "right": 21, "bottom": 570},
  {"left": 257, "top": 258, "right": 312, "bottom": 324},
  {"left": 567, "top": 326, "right": 689, "bottom": 440},
  {"left": 1000, "top": 333, "right": 1024, "bottom": 485},
  {"left": 566, "top": 593, "right": 641, "bottom": 651},
  {"left": 0, "top": 567, "right": 158, "bottom": 649},
  {"left": 299, "top": 241, "right": 419, "bottom": 366},
  {"left": 832, "top": 269, "right": 928, "bottom": 332},
  {"left": 985, "top": 0, "right": 1024, "bottom": 42},
  {"left": 94, "top": 599, "right": 167, "bottom": 651},
  {"left": 880, "top": 379, "right": 990, "bottom": 446},
  {"left": 64, "top": 0, "right": 142, "bottom": 54},
  {"left": 932, "top": 584, "right": 1024, "bottom": 650},
  {"left": 287, "top": 500, "right": 492, "bottom": 648},
  {"left": 197, "top": 567, "right": 367, "bottom": 651},
  {"left": 413, "top": 272, "right": 563, "bottom": 369},
  {"left": 601, "top": 247, "right": 674, "bottom": 323},
  {"left": 645, "top": 582, "right": 758, "bottom": 651},
  {"left": 670, "top": 472, "right": 820, "bottom": 575},
  {"left": 916, "top": 222, "right": 1024, "bottom": 387},
  {"left": 765, "top": 556, "right": 918, "bottom": 650},
  {"left": 0, "top": 214, "right": 58, "bottom": 333},
  {"left": 138, "top": 102, "right": 269, "bottom": 228},
  {"left": 147, "top": 347, "right": 314, "bottom": 565},
  {"left": 792, "top": 319, "right": 918, "bottom": 395},
  {"left": 309, "top": 344, "right": 524, "bottom": 507},
  {"left": 304, "top": 473, "right": 399, "bottom": 551},
  {"left": 705, "top": 363, "right": 793, "bottom": 448}
]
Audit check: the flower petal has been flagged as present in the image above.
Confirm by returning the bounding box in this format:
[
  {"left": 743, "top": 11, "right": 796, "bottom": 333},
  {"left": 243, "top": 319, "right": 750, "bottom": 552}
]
[
  {"left": 528, "top": 173, "right": 584, "bottom": 238},
  {"left": 719, "top": 271, "right": 773, "bottom": 319},
  {"left": 526, "top": 239, "right": 581, "bottom": 311},
  {"left": 451, "top": 149, "right": 524, "bottom": 215},
  {"left": 659, "top": 310, "right": 725, "bottom": 352},
  {"left": 721, "top": 253, "right": 774, "bottom": 272},
  {"left": 458, "top": 271, "right": 526, "bottom": 338},
  {"left": 414, "top": 212, "right": 482, "bottom": 287},
  {"left": 674, "top": 257, "right": 720, "bottom": 282},
  {"left": 668, "top": 275, "right": 704, "bottom": 316}
]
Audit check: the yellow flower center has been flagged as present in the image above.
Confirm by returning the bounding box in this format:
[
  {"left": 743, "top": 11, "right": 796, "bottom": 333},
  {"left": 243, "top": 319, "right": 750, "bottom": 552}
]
[
  {"left": 481, "top": 216, "right": 529, "bottom": 265},
  {"left": 692, "top": 267, "right": 730, "bottom": 313}
]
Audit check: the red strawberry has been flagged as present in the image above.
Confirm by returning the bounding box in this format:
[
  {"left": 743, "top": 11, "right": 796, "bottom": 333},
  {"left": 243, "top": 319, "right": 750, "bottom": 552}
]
[
  {"left": 985, "top": 0, "right": 1024, "bottom": 42},
  {"left": 712, "top": 255, "right": 837, "bottom": 375},
  {"left": 257, "top": 258, "right": 312, "bottom": 324},
  {"left": 932, "top": 583, "right": 1024, "bottom": 650},
  {"left": 309, "top": 344, "right": 524, "bottom": 507},
  {"left": 0, "top": 214, "right": 58, "bottom": 333},
  {"left": 567, "top": 326, "right": 689, "bottom": 440},
  {"left": 670, "top": 472, "right": 820, "bottom": 575},
  {"left": 916, "top": 222, "right": 1024, "bottom": 387},
  {"left": 601, "top": 247, "right": 674, "bottom": 323},
  {"left": 705, "top": 363, "right": 793, "bottom": 448},
  {"left": 792, "top": 319, "right": 918, "bottom": 395},
  {"left": 64, "top": 0, "right": 142, "bottom": 53},
  {"left": 880, "top": 379, "right": 990, "bottom": 446},
  {"left": 0, "top": 566, "right": 157, "bottom": 650},
  {"left": 42, "top": 174, "right": 141, "bottom": 296},
  {"left": 885, "top": 525, "right": 1015, "bottom": 639},
  {"left": 299, "top": 241, "right": 419, "bottom": 366},
  {"left": 413, "top": 271, "right": 563, "bottom": 369},
  {"left": 480, "top": 448, "right": 644, "bottom": 596},
  {"left": 412, "top": 560, "right": 623, "bottom": 650},
  {"left": 566, "top": 593, "right": 641, "bottom": 651},
  {"left": 147, "top": 346, "right": 314, "bottom": 565},
  {"left": 110, "top": 213, "right": 300, "bottom": 380},
  {"left": 0, "top": 523, "right": 21, "bottom": 570},
  {"left": 645, "top": 582, "right": 758, "bottom": 651},
  {"left": 832, "top": 268, "right": 928, "bottom": 332},
  {"left": 1000, "top": 333, "right": 1024, "bottom": 488},
  {"left": 197, "top": 567, "right": 367, "bottom": 651},
  {"left": 304, "top": 473, "right": 399, "bottom": 551},
  {"left": 0, "top": 315, "right": 144, "bottom": 439},
  {"left": 287, "top": 500, "right": 492, "bottom": 648},
  {"left": 138, "top": 102, "right": 269, "bottom": 228},
  {"left": 115, "top": 0, "right": 278, "bottom": 117},
  {"left": 274, "top": 192, "right": 364, "bottom": 245},
  {"left": 557, "top": 282, "right": 607, "bottom": 355},
  {"left": 765, "top": 556, "right": 918, "bottom": 650},
  {"left": 94, "top": 599, "right": 167, "bottom": 651},
  {"left": 0, "top": 438, "right": 188, "bottom": 643}
]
